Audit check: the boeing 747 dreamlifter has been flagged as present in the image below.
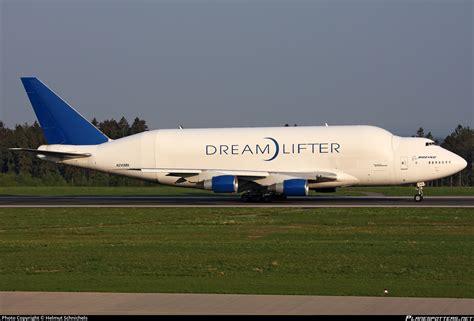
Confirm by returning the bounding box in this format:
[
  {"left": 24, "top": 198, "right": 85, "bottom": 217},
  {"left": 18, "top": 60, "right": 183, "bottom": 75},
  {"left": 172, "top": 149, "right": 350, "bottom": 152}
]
[{"left": 11, "top": 78, "right": 467, "bottom": 202}]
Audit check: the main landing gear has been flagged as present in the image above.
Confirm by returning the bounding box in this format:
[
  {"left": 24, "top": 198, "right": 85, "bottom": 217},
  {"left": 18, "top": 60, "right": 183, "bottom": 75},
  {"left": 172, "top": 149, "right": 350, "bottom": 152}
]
[
  {"left": 414, "top": 182, "right": 425, "bottom": 202},
  {"left": 240, "top": 191, "right": 287, "bottom": 202}
]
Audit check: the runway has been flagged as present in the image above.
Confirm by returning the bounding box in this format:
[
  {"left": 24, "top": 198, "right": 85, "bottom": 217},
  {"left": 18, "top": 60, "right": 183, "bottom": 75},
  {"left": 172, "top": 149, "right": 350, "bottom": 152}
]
[
  {"left": 0, "top": 195, "right": 473, "bottom": 207},
  {"left": 1, "top": 291, "right": 473, "bottom": 315}
]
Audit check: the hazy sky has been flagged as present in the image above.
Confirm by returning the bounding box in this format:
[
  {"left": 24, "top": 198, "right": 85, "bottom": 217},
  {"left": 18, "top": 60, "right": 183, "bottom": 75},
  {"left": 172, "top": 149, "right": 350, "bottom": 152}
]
[{"left": 1, "top": 0, "right": 472, "bottom": 137}]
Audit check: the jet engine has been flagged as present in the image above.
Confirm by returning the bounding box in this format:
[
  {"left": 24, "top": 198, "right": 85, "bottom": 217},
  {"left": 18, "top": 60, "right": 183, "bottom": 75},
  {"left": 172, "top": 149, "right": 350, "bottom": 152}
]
[
  {"left": 202, "top": 175, "right": 238, "bottom": 193},
  {"left": 268, "top": 179, "right": 309, "bottom": 196}
]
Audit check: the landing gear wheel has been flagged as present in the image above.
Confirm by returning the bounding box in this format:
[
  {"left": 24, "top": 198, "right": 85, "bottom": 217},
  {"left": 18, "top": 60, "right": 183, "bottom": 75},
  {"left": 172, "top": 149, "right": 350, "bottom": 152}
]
[
  {"left": 240, "top": 192, "right": 264, "bottom": 202},
  {"left": 240, "top": 192, "right": 286, "bottom": 203},
  {"left": 414, "top": 182, "right": 425, "bottom": 202}
]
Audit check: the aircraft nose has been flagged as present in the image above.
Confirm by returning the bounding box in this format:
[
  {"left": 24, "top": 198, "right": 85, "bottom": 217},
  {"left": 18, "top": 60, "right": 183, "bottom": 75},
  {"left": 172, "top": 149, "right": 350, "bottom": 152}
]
[{"left": 453, "top": 154, "right": 467, "bottom": 172}]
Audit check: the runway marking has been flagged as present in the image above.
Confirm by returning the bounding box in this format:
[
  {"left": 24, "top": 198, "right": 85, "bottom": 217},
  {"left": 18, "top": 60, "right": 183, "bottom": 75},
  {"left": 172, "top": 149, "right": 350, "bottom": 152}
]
[{"left": 1, "top": 291, "right": 473, "bottom": 315}]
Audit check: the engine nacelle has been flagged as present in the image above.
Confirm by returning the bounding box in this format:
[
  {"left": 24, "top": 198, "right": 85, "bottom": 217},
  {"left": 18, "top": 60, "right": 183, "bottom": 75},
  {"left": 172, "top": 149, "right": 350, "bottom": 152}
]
[
  {"left": 268, "top": 179, "right": 309, "bottom": 196},
  {"left": 203, "top": 175, "right": 238, "bottom": 193}
]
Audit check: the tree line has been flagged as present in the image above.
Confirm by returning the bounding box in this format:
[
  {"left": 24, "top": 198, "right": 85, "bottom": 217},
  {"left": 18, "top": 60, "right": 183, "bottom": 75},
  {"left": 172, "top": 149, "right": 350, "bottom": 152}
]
[{"left": 0, "top": 119, "right": 472, "bottom": 186}]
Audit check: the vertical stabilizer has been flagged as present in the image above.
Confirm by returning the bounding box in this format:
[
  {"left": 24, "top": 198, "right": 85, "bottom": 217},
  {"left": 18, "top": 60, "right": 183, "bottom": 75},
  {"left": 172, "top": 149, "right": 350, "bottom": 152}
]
[{"left": 20, "top": 77, "right": 108, "bottom": 145}]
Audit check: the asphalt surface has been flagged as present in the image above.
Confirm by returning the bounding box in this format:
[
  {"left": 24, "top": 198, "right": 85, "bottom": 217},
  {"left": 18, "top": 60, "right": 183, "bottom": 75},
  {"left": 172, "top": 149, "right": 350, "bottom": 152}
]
[
  {"left": 0, "top": 195, "right": 473, "bottom": 207},
  {"left": 1, "top": 292, "right": 473, "bottom": 315}
]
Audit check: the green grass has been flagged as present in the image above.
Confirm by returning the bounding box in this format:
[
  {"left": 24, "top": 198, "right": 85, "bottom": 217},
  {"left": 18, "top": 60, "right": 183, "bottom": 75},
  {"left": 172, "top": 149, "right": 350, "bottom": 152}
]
[
  {"left": 0, "top": 207, "right": 473, "bottom": 297},
  {"left": 0, "top": 185, "right": 472, "bottom": 196}
]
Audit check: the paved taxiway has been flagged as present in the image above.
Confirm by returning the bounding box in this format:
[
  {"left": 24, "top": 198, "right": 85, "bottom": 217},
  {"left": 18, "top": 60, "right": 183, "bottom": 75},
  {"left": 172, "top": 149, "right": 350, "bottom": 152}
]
[
  {"left": 0, "top": 195, "right": 473, "bottom": 207},
  {"left": 1, "top": 291, "right": 473, "bottom": 315}
]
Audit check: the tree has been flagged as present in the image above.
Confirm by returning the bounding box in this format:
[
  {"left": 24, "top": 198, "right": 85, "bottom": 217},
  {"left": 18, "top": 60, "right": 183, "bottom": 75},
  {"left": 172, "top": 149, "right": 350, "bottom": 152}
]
[
  {"left": 130, "top": 117, "right": 148, "bottom": 135},
  {"left": 117, "top": 117, "right": 130, "bottom": 138},
  {"left": 416, "top": 127, "right": 425, "bottom": 137},
  {"left": 98, "top": 119, "right": 121, "bottom": 139}
]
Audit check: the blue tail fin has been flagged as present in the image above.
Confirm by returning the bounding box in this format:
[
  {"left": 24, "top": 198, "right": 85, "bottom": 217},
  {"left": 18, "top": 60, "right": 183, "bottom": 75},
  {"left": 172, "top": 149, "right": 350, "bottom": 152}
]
[{"left": 20, "top": 77, "right": 109, "bottom": 145}]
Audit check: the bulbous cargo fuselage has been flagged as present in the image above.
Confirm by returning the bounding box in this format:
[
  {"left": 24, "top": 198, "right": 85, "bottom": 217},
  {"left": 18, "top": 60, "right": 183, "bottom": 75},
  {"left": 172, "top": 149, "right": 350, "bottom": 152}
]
[{"left": 43, "top": 125, "right": 466, "bottom": 190}]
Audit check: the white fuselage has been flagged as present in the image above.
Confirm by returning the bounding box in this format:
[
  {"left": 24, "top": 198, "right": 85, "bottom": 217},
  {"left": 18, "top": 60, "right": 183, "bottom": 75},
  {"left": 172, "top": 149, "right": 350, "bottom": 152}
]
[{"left": 39, "top": 125, "right": 467, "bottom": 190}]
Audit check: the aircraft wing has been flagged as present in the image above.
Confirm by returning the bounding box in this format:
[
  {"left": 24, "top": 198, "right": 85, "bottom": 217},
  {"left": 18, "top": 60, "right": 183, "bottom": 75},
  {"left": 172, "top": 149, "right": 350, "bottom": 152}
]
[
  {"left": 9, "top": 148, "right": 91, "bottom": 159},
  {"left": 278, "top": 171, "right": 338, "bottom": 182},
  {"left": 126, "top": 168, "right": 338, "bottom": 183},
  {"left": 127, "top": 168, "right": 270, "bottom": 179}
]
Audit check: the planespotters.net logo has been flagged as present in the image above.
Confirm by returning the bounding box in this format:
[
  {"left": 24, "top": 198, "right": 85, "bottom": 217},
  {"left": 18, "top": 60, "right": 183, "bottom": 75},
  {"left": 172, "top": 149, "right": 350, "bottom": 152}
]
[{"left": 406, "top": 316, "right": 474, "bottom": 321}]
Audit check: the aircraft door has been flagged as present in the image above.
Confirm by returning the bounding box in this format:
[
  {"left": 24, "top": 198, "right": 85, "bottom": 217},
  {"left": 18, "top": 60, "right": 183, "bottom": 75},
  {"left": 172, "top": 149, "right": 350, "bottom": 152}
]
[{"left": 400, "top": 156, "right": 408, "bottom": 170}]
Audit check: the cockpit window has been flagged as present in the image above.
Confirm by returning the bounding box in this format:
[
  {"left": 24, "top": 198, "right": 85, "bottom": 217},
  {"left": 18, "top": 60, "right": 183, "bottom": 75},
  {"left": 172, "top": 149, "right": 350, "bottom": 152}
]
[{"left": 425, "top": 142, "right": 436, "bottom": 146}]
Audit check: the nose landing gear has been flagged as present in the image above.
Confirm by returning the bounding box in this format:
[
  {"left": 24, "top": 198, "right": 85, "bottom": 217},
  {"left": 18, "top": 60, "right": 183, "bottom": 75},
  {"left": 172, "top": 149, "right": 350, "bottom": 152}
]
[{"left": 414, "top": 182, "right": 425, "bottom": 202}]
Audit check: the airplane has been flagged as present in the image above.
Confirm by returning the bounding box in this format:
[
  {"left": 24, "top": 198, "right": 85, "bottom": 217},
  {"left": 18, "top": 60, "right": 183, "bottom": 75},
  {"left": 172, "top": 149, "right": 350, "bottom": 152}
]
[{"left": 10, "top": 77, "right": 467, "bottom": 202}]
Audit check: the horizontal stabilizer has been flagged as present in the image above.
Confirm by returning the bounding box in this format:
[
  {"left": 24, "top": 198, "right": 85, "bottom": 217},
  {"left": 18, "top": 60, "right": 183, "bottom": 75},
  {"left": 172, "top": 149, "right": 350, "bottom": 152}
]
[{"left": 9, "top": 148, "right": 91, "bottom": 159}]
